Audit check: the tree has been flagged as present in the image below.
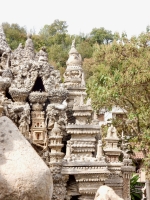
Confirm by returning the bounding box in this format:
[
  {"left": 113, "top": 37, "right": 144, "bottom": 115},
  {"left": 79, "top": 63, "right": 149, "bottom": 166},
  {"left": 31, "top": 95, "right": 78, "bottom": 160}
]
[
  {"left": 86, "top": 33, "right": 150, "bottom": 179},
  {"left": 90, "top": 27, "right": 114, "bottom": 44},
  {"left": 2, "top": 22, "right": 27, "bottom": 49},
  {"left": 47, "top": 44, "right": 68, "bottom": 68},
  {"left": 77, "top": 40, "right": 93, "bottom": 59},
  {"left": 39, "top": 19, "right": 68, "bottom": 37}
]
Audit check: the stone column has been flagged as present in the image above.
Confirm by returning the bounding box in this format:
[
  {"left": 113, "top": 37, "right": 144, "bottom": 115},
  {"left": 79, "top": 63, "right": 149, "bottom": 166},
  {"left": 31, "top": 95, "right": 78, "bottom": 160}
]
[
  {"left": 121, "top": 166, "right": 135, "bottom": 200},
  {"left": 146, "top": 180, "right": 150, "bottom": 200}
]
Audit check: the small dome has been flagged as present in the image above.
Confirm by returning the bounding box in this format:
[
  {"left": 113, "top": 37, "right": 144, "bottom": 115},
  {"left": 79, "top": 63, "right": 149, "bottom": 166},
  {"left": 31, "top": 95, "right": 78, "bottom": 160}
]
[
  {"left": 69, "top": 46, "right": 78, "bottom": 54},
  {"left": 66, "top": 39, "right": 82, "bottom": 66},
  {"left": 66, "top": 54, "right": 82, "bottom": 66}
]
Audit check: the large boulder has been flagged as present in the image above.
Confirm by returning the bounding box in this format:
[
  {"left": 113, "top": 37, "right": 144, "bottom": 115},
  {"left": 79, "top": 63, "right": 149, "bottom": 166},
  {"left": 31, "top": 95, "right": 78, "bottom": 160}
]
[
  {"left": 94, "top": 185, "right": 124, "bottom": 200},
  {"left": 0, "top": 116, "right": 53, "bottom": 200}
]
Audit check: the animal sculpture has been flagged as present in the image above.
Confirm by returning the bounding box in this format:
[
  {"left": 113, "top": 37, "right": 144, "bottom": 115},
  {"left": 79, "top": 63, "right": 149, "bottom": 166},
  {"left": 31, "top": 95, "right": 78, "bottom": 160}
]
[{"left": 94, "top": 185, "right": 124, "bottom": 200}]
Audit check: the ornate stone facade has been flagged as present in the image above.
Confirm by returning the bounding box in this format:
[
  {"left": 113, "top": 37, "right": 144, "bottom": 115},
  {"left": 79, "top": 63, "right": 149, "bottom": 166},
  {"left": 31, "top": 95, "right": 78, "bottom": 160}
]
[{"left": 0, "top": 25, "right": 135, "bottom": 200}]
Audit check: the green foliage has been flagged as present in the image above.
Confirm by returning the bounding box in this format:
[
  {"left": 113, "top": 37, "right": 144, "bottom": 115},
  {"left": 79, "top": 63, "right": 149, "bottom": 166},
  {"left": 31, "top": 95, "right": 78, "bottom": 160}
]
[
  {"left": 87, "top": 33, "right": 150, "bottom": 178},
  {"left": 47, "top": 44, "right": 68, "bottom": 68},
  {"left": 77, "top": 40, "right": 93, "bottom": 59},
  {"left": 130, "top": 174, "right": 142, "bottom": 200},
  {"left": 90, "top": 27, "right": 114, "bottom": 44},
  {"left": 2, "top": 22, "right": 27, "bottom": 49},
  {"left": 39, "top": 19, "right": 68, "bottom": 37},
  {"left": 3, "top": 20, "right": 114, "bottom": 75},
  {"left": 32, "top": 34, "right": 46, "bottom": 51}
]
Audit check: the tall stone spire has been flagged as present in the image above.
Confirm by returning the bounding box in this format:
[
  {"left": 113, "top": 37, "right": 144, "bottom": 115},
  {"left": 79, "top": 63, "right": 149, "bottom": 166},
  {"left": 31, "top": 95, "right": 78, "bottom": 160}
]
[
  {"left": 64, "top": 39, "right": 84, "bottom": 87},
  {"left": 0, "top": 24, "right": 11, "bottom": 54},
  {"left": 63, "top": 40, "right": 86, "bottom": 110}
]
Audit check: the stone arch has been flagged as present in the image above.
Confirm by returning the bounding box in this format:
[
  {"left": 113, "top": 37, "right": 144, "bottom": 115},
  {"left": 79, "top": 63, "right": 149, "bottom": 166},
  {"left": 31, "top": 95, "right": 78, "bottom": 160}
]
[
  {"left": 31, "top": 76, "right": 45, "bottom": 92},
  {"left": 66, "top": 175, "right": 80, "bottom": 200}
]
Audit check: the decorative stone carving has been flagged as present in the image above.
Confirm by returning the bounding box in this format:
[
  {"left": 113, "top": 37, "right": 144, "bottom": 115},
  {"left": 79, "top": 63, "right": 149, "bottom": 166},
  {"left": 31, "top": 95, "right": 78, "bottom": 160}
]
[
  {"left": 94, "top": 185, "right": 124, "bottom": 200},
  {"left": 0, "top": 75, "right": 11, "bottom": 92},
  {"left": 64, "top": 140, "right": 72, "bottom": 161},
  {"left": 1, "top": 48, "right": 11, "bottom": 69},
  {"left": 106, "top": 124, "right": 118, "bottom": 139},
  {"left": 30, "top": 110, "right": 47, "bottom": 144},
  {"left": 121, "top": 134, "right": 135, "bottom": 200},
  {"left": 48, "top": 87, "right": 68, "bottom": 104},
  {"left": 24, "top": 34, "right": 35, "bottom": 59},
  {"left": 18, "top": 103, "right": 30, "bottom": 137},
  {"left": 64, "top": 39, "right": 85, "bottom": 87},
  {"left": 29, "top": 91, "right": 47, "bottom": 104},
  {"left": 9, "top": 88, "right": 29, "bottom": 102},
  {"left": 0, "top": 25, "right": 11, "bottom": 54},
  {"left": 0, "top": 26, "right": 135, "bottom": 200},
  {"left": 96, "top": 140, "right": 104, "bottom": 161}
]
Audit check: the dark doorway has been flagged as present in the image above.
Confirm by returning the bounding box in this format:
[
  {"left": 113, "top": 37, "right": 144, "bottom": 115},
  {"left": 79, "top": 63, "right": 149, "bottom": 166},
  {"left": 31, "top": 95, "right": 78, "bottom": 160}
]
[
  {"left": 67, "top": 175, "right": 80, "bottom": 200},
  {"left": 32, "top": 76, "right": 45, "bottom": 92},
  {"left": 6, "top": 89, "right": 13, "bottom": 100},
  {"left": 70, "top": 195, "right": 80, "bottom": 200}
]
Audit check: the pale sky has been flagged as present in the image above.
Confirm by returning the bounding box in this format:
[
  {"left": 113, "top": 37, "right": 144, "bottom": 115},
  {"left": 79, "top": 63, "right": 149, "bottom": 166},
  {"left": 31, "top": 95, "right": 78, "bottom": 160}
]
[{"left": 0, "top": 0, "right": 150, "bottom": 37}]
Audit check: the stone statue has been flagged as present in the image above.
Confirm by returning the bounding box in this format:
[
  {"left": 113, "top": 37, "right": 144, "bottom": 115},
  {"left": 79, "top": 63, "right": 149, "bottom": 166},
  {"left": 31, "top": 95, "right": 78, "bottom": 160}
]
[
  {"left": 1, "top": 48, "right": 11, "bottom": 69},
  {"left": 25, "top": 34, "right": 34, "bottom": 50},
  {"left": 18, "top": 103, "right": 30, "bottom": 137},
  {"left": 54, "top": 99, "right": 68, "bottom": 110},
  {"left": 51, "top": 122, "right": 61, "bottom": 136},
  {"left": 38, "top": 46, "right": 48, "bottom": 62},
  {"left": 64, "top": 141, "right": 72, "bottom": 160},
  {"left": 45, "top": 104, "right": 59, "bottom": 129},
  {"left": 94, "top": 185, "right": 124, "bottom": 200},
  {"left": 106, "top": 124, "right": 118, "bottom": 138},
  {"left": 96, "top": 140, "right": 103, "bottom": 161},
  {"left": 18, "top": 112, "right": 30, "bottom": 137}
]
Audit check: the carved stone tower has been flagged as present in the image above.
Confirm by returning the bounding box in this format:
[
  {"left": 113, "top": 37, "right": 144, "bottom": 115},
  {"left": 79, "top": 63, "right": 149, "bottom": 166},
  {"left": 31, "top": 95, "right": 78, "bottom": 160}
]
[
  {"left": 0, "top": 26, "right": 135, "bottom": 200},
  {"left": 63, "top": 39, "right": 86, "bottom": 110}
]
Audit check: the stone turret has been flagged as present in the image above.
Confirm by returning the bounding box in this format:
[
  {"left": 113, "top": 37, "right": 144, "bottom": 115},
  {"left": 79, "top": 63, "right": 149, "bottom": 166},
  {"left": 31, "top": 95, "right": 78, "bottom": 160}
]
[
  {"left": 104, "top": 125, "right": 122, "bottom": 162},
  {"left": 62, "top": 42, "right": 110, "bottom": 200},
  {"left": 64, "top": 40, "right": 86, "bottom": 110},
  {"left": 0, "top": 24, "right": 11, "bottom": 54}
]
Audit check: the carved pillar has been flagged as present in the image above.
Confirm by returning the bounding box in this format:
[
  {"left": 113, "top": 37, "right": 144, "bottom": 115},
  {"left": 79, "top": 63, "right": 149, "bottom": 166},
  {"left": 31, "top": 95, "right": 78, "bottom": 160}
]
[
  {"left": 50, "top": 164, "right": 69, "bottom": 200},
  {"left": 46, "top": 96, "right": 68, "bottom": 200},
  {"left": 103, "top": 128, "right": 121, "bottom": 163},
  {"left": 29, "top": 92, "right": 47, "bottom": 145},
  {"left": 121, "top": 166, "right": 135, "bottom": 200},
  {"left": 146, "top": 180, "right": 150, "bottom": 200}
]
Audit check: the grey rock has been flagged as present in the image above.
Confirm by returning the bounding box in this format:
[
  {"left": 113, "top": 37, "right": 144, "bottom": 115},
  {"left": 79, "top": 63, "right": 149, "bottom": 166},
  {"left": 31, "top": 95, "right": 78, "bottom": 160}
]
[{"left": 0, "top": 116, "right": 53, "bottom": 200}]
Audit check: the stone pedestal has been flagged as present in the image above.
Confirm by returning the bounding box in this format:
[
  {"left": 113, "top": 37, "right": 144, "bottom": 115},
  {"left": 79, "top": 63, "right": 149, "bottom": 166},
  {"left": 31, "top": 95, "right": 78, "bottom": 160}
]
[{"left": 104, "top": 136, "right": 121, "bottom": 163}]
